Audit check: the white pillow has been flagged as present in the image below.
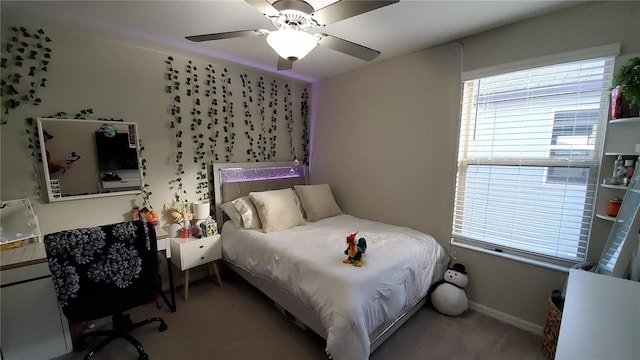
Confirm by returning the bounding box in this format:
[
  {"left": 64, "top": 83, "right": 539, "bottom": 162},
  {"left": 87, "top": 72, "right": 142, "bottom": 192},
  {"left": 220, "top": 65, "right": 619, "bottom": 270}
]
[
  {"left": 221, "top": 201, "right": 243, "bottom": 228},
  {"left": 232, "top": 196, "right": 262, "bottom": 230},
  {"left": 249, "top": 189, "right": 305, "bottom": 233},
  {"left": 294, "top": 184, "right": 342, "bottom": 222}
]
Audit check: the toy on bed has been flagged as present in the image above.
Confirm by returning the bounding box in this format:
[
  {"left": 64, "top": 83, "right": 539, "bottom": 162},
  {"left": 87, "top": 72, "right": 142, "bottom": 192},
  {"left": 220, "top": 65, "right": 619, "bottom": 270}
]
[
  {"left": 343, "top": 231, "right": 367, "bottom": 267},
  {"left": 429, "top": 263, "right": 468, "bottom": 316}
]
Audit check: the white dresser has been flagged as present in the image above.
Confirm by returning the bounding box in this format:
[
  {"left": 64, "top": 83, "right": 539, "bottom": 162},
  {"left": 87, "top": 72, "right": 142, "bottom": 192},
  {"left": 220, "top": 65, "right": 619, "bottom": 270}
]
[{"left": 555, "top": 269, "right": 640, "bottom": 359}]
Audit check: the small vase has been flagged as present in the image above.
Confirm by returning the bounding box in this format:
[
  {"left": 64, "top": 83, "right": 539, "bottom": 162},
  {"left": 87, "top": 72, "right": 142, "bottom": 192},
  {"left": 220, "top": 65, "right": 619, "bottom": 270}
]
[
  {"left": 168, "top": 223, "right": 182, "bottom": 237},
  {"left": 179, "top": 228, "right": 190, "bottom": 238}
]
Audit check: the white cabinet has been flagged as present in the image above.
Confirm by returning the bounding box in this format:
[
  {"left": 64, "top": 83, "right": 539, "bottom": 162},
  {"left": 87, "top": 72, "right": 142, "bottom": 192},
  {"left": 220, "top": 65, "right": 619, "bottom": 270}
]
[
  {"left": 0, "top": 249, "right": 72, "bottom": 360},
  {"left": 555, "top": 269, "right": 639, "bottom": 359},
  {"left": 169, "top": 235, "right": 222, "bottom": 301}
]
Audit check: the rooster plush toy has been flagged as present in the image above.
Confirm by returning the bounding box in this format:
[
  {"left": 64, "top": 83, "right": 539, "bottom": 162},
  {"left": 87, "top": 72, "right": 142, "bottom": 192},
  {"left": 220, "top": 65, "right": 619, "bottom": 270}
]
[{"left": 343, "top": 231, "right": 367, "bottom": 267}]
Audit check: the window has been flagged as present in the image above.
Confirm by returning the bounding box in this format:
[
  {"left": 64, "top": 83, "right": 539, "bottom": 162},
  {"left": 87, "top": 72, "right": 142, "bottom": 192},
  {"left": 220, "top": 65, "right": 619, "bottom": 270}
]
[
  {"left": 452, "top": 54, "right": 615, "bottom": 266},
  {"left": 546, "top": 109, "right": 599, "bottom": 185}
]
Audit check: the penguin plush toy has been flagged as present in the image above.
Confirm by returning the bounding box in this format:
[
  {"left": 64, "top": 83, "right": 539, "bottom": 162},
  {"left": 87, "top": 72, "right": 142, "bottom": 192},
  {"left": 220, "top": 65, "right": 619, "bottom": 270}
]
[{"left": 430, "top": 263, "right": 469, "bottom": 316}]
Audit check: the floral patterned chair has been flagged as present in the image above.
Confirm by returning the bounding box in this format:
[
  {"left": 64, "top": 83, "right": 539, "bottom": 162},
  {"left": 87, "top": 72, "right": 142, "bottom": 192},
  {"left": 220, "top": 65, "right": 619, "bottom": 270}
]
[{"left": 44, "top": 220, "right": 167, "bottom": 360}]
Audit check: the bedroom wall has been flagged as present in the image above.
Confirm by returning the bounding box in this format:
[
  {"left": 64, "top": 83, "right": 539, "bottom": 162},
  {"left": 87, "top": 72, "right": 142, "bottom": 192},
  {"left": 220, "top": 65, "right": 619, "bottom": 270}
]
[
  {"left": 310, "top": 43, "right": 462, "bottom": 245},
  {"left": 310, "top": 0, "right": 639, "bottom": 330},
  {"left": 0, "top": 16, "right": 310, "bottom": 236}
]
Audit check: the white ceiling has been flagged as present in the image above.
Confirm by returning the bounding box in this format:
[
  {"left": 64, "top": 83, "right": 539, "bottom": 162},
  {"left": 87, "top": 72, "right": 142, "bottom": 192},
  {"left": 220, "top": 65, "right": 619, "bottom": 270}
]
[{"left": 0, "top": 0, "right": 585, "bottom": 82}]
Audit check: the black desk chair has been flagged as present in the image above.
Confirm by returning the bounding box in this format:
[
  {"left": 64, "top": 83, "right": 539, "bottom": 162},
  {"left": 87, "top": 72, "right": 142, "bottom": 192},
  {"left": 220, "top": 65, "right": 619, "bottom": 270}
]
[{"left": 45, "top": 220, "right": 168, "bottom": 360}]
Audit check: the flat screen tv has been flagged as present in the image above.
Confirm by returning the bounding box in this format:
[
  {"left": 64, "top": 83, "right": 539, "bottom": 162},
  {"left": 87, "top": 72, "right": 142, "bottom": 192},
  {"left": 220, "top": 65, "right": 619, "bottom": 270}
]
[{"left": 95, "top": 131, "right": 138, "bottom": 171}]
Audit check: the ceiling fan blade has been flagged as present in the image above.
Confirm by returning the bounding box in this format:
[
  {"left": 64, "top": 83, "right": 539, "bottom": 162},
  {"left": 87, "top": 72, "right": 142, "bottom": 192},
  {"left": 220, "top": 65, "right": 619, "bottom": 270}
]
[
  {"left": 312, "top": 0, "right": 398, "bottom": 25},
  {"left": 277, "top": 56, "right": 293, "bottom": 71},
  {"left": 186, "top": 29, "right": 267, "bottom": 42},
  {"left": 245, "top": 0, "right": 281, "bottom": 17},
  {"left": 317, "top": 34, "right": 381, "bottom": 61}
]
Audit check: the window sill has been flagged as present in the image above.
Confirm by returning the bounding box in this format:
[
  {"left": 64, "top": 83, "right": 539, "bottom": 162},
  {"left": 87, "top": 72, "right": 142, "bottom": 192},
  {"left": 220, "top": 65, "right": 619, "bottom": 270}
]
[{"left": 451, "top": 240, "right": 572, "bottom": 273}]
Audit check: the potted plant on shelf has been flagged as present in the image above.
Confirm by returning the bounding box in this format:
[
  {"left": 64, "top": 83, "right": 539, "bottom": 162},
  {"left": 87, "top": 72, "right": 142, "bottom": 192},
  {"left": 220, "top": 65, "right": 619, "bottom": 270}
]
[
  {"left": 165, "top": 201, "right": 192, "bottom": 238},
  {"left": 611, "top": 57, "right": 640, "bottom": 119}
]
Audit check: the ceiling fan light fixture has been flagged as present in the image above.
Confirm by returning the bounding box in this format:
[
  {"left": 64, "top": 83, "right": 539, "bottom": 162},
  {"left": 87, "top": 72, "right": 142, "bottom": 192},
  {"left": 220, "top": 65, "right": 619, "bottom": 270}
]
[{"left": 266, "top": 29, "right": 318, "bottom": 61}]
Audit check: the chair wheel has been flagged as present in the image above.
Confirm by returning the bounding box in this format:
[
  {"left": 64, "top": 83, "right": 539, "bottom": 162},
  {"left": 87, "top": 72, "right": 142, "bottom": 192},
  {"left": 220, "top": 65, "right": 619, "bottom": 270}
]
[
  {"left": 138, "top": 352, "right": 149, "bottom": 360},
  {"left": 159, "top": 322, "right": 168, "bottom": 332}
]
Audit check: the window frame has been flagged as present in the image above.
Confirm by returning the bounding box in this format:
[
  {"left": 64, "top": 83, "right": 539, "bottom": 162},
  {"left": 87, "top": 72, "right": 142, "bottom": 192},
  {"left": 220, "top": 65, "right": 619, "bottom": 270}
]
[{"left": 451, "top": 45, "right": 620, "bottom": 270}]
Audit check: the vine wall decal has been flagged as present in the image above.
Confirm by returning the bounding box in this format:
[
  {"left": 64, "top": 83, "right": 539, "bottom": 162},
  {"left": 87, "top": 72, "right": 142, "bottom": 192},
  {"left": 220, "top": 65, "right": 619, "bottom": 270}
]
[
  {"left": 241, "top": 73, "right": 258, "bottom": 162},
  {"left": 165, "top": 56, "right": 187, "bottom": 203},
  {"left": 221, "top": 68, "right": 236, "bottom": 162},
  {"left": 164, "top": 55, "right": 311, "bottom": 204},
  {"left": 269, "top": 79, "right": 278, "bottom": 160},
  {"left": 205, "top": 64, "right": 219, "bottom": 162},
  {"left": 301, "top": 88, "right": 310, "bottom": 164},
  {"left": 284, "top": 82, "right": 294, "bottom": 158},
  {"left": 185, "top": 60, "right": 209, "bottom": 201},
  {"left": 257, "top": 76, "right": 268, "bottom": 161},
  {"left": 1, "top": 26, "right": 53, "bottom": 124}
]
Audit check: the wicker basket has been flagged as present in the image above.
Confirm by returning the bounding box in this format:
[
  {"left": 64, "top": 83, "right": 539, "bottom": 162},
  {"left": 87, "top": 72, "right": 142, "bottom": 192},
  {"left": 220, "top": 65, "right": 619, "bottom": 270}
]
[{"left": 541, "top": 296, "right": 562, "bottom": 360}]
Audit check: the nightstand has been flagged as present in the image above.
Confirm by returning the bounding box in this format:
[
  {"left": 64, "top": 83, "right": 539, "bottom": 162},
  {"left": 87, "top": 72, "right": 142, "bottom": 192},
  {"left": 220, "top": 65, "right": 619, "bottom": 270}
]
[{"left": 169, "top": 234, "right": 222, "bottom": 301}]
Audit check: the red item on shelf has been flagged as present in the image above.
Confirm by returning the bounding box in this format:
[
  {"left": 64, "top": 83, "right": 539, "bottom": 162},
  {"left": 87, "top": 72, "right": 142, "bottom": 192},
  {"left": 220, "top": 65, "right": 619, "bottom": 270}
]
[
  {"left": 608, "top": 199, "right": 622, "bottom": 217},
  {"left": 611, "top": 86, "right": 623, "bottom": 120}
]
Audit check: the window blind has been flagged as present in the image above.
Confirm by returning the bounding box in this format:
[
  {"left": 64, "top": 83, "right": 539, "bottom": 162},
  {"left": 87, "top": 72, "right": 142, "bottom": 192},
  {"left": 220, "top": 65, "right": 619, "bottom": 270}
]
[{"left": 452, "top": 55, "right": 615, "bottom": 264}]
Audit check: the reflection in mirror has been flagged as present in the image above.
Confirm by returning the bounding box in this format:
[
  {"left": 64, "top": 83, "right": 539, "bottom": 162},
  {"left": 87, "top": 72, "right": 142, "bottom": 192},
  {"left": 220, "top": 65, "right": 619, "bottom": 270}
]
[
  {"left": 0, "top": 198, "right": 41, "bottom": 245},
  {"left": 37, "top": 118, "right": 143, "bottom": 202}
]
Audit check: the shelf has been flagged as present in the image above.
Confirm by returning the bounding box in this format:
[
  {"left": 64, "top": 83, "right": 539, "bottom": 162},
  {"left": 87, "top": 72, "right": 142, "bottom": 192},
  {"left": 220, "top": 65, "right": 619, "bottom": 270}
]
[
  {"left": 596, "top": 213, "right": 616, "bottom": 222},
  {"left": 609, "top": 117, "right": 640, "bottom": 124},
  {"left": 604, "top": 153, "right": 639, "bottom": 156},
  {"left": 600, "top": 184, "right": 629, "bottom": 190}
]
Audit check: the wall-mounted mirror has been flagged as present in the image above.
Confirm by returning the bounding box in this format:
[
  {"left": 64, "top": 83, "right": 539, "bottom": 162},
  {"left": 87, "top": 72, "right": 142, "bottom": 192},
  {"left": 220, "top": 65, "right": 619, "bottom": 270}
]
[
  {"left": 37, "top": 118, "right": 143, "bottom": 202},
  {"left": 596, "top": 168, "right": 640, "bottom": 278}
]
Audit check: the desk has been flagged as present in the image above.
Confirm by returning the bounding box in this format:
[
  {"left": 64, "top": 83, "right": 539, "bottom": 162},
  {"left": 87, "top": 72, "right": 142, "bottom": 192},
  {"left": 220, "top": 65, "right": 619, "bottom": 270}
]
[
  {"left": 555, "top": 269, "right": 640, "bottom": 359},
  {"left": 155, "top": 227, "right": 177, "bottom": 312},
  {"left": 0, "top": 242, "right": 72, "bottom": 360},
  {"left": 0, "top": 225, "right": 177, "bottom": 359}
]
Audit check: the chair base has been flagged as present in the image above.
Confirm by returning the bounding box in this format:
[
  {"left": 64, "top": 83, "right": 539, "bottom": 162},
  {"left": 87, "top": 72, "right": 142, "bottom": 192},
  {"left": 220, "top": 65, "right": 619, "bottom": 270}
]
[{"left": 76, "top": 313, "right": 167, "bottom": 360}]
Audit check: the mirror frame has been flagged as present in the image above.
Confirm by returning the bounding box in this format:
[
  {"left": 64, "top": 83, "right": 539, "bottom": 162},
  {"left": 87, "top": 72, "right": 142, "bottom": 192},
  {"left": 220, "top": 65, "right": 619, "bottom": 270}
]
[
  {"left": 37, "top": 118, "right": 143, "bottom": 202},
  {"left": 596, "top": 169, "right": 640, "bottom": 277}
]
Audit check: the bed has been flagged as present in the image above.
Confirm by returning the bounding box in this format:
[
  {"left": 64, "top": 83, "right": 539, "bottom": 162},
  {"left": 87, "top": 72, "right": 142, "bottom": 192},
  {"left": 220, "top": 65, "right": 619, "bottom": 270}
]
[{"left": 212, "top": 162, "right": 448, "bottom": 360}]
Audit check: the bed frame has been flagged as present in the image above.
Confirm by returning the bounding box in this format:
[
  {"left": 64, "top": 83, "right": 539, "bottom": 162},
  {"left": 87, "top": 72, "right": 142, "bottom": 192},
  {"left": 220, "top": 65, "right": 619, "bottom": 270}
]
[{"left": 212, "top": 161, "right": 434, "bottom": 353}]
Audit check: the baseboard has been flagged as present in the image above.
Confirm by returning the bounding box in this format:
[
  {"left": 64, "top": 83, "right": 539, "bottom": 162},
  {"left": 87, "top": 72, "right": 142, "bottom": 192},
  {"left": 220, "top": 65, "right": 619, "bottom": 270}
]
[{"left": 468, "top": 301, "right": 543, "bottom": 336}]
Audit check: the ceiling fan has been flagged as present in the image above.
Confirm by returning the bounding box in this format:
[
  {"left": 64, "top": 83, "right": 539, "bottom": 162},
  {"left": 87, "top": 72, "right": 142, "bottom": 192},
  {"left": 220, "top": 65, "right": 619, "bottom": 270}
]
[{"left": 186, "top": 0, "right": 399, "bottom": 71}]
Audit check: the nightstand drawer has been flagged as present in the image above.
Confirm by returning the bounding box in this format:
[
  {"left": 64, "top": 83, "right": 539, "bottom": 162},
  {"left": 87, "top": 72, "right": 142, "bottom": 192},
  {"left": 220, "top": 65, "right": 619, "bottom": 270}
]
[
  {"left": 180, "top": 240, "right": 218, "bottom": 268},
  {"left": 170, "top": 235, "right": 221, "bottom": 271}
]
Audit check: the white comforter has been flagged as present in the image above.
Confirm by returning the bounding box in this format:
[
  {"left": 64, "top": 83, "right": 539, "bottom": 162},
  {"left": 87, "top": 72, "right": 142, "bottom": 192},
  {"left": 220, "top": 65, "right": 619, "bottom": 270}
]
[{"left": 222, "top": 214, "right": 447, "bottom": 360}]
